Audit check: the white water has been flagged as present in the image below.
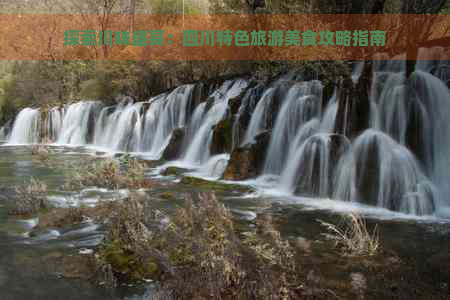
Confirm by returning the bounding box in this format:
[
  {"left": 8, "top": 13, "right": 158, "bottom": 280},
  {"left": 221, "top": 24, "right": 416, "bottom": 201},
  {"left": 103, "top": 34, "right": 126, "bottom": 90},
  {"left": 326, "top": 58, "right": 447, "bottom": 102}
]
[
  {"left": 3, "top": 48, "right": 450, "bottom": 218},
  {"left": 93, "top": 100, "right": 143, "bottom": 152},
  {"left": 58, "top": 101, "right": 100, "bottom": 145},
  {"left": 47, "top": 108, "right": 63, "bottom": 142},
  {"left": 146, "top": 85, "right": 194, "bottom": 157},
  {"left": 241, "top": 87, "right": 277, "bottom": 145},
  {"left": 263, "top": 81, "right": 322, "bottom": 175},
  {"left": 182, "top": 80, "right": 248, "bottom": 165},
  {"left": 7, "top": 108, "right": 41, "bottom": 144}
]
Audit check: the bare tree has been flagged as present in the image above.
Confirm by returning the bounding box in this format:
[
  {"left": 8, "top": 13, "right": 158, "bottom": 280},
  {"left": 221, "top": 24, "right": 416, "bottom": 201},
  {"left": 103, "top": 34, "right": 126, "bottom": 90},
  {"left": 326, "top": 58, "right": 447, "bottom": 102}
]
[{"left": 401, "top": 0, "right": 447, "bottom": 14}]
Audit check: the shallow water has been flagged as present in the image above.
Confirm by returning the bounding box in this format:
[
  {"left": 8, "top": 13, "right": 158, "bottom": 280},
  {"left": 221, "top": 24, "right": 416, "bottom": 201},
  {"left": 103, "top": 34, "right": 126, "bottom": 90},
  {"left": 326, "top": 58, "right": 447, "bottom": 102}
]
[{"left": 0, "top": 145, "right": 449, "bottom": 299}]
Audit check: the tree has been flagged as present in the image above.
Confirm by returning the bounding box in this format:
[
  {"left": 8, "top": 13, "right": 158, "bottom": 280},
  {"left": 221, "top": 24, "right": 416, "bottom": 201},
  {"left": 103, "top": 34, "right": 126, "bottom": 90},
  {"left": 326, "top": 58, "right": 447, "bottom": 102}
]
[{"left": 401, "top": 0, "right": 448, "bottom": 13}]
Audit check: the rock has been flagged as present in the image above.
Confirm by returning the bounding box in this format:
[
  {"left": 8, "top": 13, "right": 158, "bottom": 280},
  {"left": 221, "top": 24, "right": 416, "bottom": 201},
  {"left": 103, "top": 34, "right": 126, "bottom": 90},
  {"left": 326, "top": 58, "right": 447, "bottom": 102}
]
[
  {"left": 355, "top": 134, "right": 381, "bottom": 207},
  {"left": 187, "top": 82, "right": 212, "bottom": 117},
  {"left": 232, "top": 84, "right": 266, "bottom": 145},
  {"left": 405, "top": 92, "right": 430, "bottom": 166},
  {"left": 160, "top": 192, "right": 176, "bottom": 200},
  {"left": 161, "top": 166, "right": 188, "bottom": 176},
  {"left": 222, "top": 130, "right": 271, "bottom": 180},
  {"left": 228, "top": 94, "right": 244, "bottom": 115},
  {"left": 210, "top": 118, "right": 233, "bottom": 155},
  {"left": 180, "top": 176, "right": 251, "bottom": 192},
  {"left": 162, "top": 128, "right": 185, "bottom": 160},
  {"left": 334, "top": 62, "right": 372, "bottom": 138}
]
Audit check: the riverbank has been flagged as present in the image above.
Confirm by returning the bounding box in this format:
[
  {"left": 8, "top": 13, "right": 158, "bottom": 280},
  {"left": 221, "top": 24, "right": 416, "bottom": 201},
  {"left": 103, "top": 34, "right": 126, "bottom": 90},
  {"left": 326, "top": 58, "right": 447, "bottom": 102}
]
[{"left": 0, "top": 145, "right": 449, "bottom": 299}]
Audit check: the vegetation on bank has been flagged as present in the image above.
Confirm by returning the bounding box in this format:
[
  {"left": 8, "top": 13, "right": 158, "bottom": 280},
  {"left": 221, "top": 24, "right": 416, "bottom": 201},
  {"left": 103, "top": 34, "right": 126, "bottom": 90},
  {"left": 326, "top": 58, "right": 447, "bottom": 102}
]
[
  {"left": 9, "top": 179, "right": 49, "bottom": 216},
  {"left": 0, "top": 59, "right": 351, "bottom": 125},
  {"left": 4, "top": 154, "right": 391, "bottom": 299},
  {"left": 95, "top": 193, "right": 303, "bottom": 299},
  {"left": 0, "top": 0, "right": 448, "bottom": 125},
  {"left": 65, "top": 157, "right": 151, "bottom": 190},
  {"left": 318, "top": 213, "right": 380, "bottom": 256}
]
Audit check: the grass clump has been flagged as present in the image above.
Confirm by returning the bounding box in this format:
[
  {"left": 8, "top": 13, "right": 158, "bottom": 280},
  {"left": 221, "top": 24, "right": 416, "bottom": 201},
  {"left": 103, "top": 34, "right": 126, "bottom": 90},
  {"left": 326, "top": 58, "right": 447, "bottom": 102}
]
[
  {"left": 318, "top": 213, "right": 380, "bottom": 257},
  {"left": 96, "top": 193, "right": 302, "bottom": 299},
  {"left": 31, "top": 144, "right": 50, "bottom": 162},
  {"left": 9, "top": 178, "right": 49, "bottom": 216},
  {"left": 65, "top": 158, "right": 151, "bottom": 190}
]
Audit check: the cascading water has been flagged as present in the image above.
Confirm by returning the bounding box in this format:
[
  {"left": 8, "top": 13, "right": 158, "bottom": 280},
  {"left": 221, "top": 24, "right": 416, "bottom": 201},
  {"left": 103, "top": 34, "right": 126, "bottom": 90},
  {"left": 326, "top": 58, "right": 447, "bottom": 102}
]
[
  {"left": 3, "top": 47, "right": 449, "bottom": 217},
  {"left": 0, "top": 126, "right": 5, "bottom": 141},
  {"left": 332, "top": 130, "right": 436, "bottom": 216},
  {"left": 145, "top": 85, "right": 194, "bottom": 157},
  {"left": 263, "top": 81, "right": 323, "bottom": 175},
  {"left": 182, "top": 79, "right": 248, "bottom": 165},
  {"left": 280, "top": 133, "right": 349, "bottom": 198},
  {"left": 58, "top": 101, "right": 100, "bottom": 145},
  {"left": 93, "top": 100, "right": 143, "bottom": 152},
  {"left": 7, "top": 108, "right": 41, "bottom": 144},
  {"left": 231, "top": 84, "right": 265, "bottom": 149},
  {"left": 46, "top": 108, "right": 63, "bottom": 142},
  {"left": 242, "top": 87, "right": 277, "bottom": 145}
]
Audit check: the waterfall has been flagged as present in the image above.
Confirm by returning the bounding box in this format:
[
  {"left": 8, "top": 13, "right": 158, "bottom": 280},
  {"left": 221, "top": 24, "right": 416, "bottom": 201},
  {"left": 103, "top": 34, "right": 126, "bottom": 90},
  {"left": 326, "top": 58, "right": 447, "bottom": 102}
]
[
  {"left": 182, "top": 79, "right": 248, "bottom": 165},
  {"left": 263, "top": 81, "right": 322, "bottom": 175},
  {"left": 58, "top": 101, "right": 100, "bottom": 145},
  {"left": 0, "top": 126, "right": 5, "bottom": 141},
  {"left": 93, "top": 100, "right": 143, "bottom": 152},
  {"left": 145, "top": 85, "right": 194, "bottom": 157},
  {"left": 140, "top": 94, "right": 168, "bottom": 154},
  {"left": 242, "top": 88, "right": 277, "bottom": 145},
  {"left": 7, "top": 108, "right": 41, "bottom": 144},
  {"left": 333, "top": 130, "right": 436, "bottom": 215},
  {"left": 280, "top": 133, "right": 349, "bottom": 197},
  {"left": 319, "top": 91, "right": 337, "bottom": 133},
  {"left": 231, "top": 84, "right": 265, "bottom": 149},
  {"left": 46, "top": 108, "right": 63, "bottom": 142},
  {"left": 2, "top": 48, "right": 449, "bottom": 217}
]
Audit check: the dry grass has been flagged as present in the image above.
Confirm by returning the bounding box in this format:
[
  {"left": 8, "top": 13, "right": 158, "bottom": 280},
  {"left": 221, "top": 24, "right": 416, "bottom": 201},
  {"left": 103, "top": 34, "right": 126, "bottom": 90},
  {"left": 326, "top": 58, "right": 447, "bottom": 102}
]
[
  {"left": 9, "top": 178, "right": 49, "bottom": 215},
  {"left": 96, "top": 193, "right": 302, "bottom": 299},
  {"left": 65, "top": 158, "right": 151, "bottom": 190},
  {"left": 31, "top": 144, "right": 50, "bottom": 162},
  {"left": 318, "top": 213, "right": 380, "bottom": 257}
]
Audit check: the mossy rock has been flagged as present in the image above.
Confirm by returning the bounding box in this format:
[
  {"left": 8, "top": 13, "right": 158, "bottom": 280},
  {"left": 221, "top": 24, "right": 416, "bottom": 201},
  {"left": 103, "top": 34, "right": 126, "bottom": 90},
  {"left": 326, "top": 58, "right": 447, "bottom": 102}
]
[
  {"left": 210, "top": 118, "right": 233, "bottom": 155},
  {"left": 180, "top": 176, "right": 252, "bottom": 193},
  {"left": 160, "top": 192, "right": 176, "bottom": 200},
  {"left": 99, "top": 240, "right": 162, "bottom": 282},
  {"left": 223, "top": 130, "right": 271, "bottom": 181},
  {"left": 162, "top": 128, "right": 185, "bottom": 160},
  {"left": 161, "top": 166, "right": 188, "bottom": 177}
]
